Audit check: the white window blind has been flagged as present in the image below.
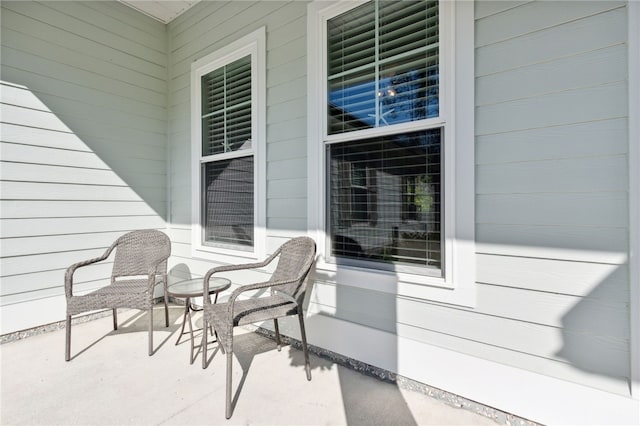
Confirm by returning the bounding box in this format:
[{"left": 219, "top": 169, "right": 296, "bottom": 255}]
[
  {"left": 327, "top": 0, "right": 439, "bottom": 134},
  {"left": 201, "top": 55, "right": 252, "bottom": 155}
]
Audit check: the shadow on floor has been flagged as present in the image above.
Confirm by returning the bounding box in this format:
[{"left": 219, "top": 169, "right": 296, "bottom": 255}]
[
  {"left": 68, "top": 306, "right": 184, "bottom": 360},
  {"left": 219, "top": 330, "right": 417, "bottom": 425}
]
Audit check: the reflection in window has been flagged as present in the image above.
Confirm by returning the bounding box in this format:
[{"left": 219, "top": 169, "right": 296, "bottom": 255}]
[
  {"left": 328, "top": 128, "right": 441, "bottom": 272},
  {"left": 327, "top": 1, "right": 439, "bottom": 134},
  {"left": 202, "top": 157, "right": 254, "bottom": 249}
]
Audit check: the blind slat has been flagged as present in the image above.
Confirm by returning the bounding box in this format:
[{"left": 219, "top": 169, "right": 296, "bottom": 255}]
[{"left": 327, "top": 0, "right": 439, "bottom": 134}]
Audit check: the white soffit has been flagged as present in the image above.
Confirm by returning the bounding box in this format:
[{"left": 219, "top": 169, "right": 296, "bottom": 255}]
[{"left": 119, "top": 1, "right": 201, "bottom": 24}]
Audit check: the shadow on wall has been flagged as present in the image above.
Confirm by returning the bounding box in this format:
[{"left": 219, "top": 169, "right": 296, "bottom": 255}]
[
  {"left": 168, "top": 263, "right": 195, "bottom": 283},
  {"left": 1, "top": 79, "right": 168, "bottom": 334},
  {"left": 0, "top": 80, "right": 167, "bottom": 221},
  {"left": 556, "top": 263, "right": 631, "bottom": 391},
  {"left": 291, "top": 237, "right": 633, "bottom": 420}
]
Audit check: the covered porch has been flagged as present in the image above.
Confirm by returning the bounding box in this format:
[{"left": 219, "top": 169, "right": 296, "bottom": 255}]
[
  {"left": 1, "top": 305, "right": 518, "bottom": 425},
  {"left": 1, "top": 0, "right": 639, "bottom": 424}
]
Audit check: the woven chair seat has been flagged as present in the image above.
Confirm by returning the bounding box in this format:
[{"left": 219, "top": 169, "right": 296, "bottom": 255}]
[
  {"left": 67, "top": 279, "right": 151, "bottom": 315},
  {"left": 205, "top": 294, "right": 297, "bottom": 350}
]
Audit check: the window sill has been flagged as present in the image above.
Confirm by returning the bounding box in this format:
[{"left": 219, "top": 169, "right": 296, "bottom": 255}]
[
  {"left": 191, "top": 245, "right": 261, "bottom": 264},
  {"left": 313, "top": 258, "right": 476, "bottom": 307}
]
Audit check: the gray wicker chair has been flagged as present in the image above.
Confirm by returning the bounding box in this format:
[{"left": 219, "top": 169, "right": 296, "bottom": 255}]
[
  {"left": 64, "top": 229, "right": 171, "bottom": 361},
  {"left": 201, "top": 236, "right": 316, "bottom": 419}
]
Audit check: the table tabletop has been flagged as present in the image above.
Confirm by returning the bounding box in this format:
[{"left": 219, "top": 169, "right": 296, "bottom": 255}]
[{"left": 167, "top": 277, "right": 231, "bottom": 298}]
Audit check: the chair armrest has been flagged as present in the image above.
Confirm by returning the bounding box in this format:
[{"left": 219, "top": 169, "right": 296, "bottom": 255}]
[
  {"left": 202, "top": 249, "right": 281, "bottom": 295},
  {"left": 64, "top": 245, "right": 115, "bottom": 298},
  {"left": 143, "top": 266, "right": 164, "bottom": 290},
  {"left": 226, "top": 277, "right": 301, "bottom": 317}
]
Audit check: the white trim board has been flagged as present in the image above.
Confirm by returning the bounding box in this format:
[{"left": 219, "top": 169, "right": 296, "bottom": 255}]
[
  {"left": 627, "top": 0, "right": 640, "bottom": 401},
  {"left": 189, "top": 27, "right": 267, "bottom": 263},
  {"left": 304, "top": 313, "right": 640, "bottom": 425}
]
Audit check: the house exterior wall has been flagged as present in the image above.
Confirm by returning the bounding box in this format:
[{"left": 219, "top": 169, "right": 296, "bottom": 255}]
[
  {"left": 167, "top": 1, "right": 637, "bottom": 423},
  {"left": 166, "top": 1, "right": 309, "bottom": 277},
  {"left": 0, "top": 0, "right": 636, "bottom": 423},
  {"left": 474, "top": 0, "right": 630, "bottom": 392},
  {"left": 0, "top": 1, "right": 168, "bottom": 333}
]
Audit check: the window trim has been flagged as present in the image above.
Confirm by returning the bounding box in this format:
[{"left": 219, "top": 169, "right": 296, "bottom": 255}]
[
  {"left": 628, "top": 0, "right": 640, "bottom": 400},
  {"left": 191, "top": 27, "right": 266, "bottom": 262},
  {"left": 307, "top": 1, "right": 475, "bottom": 306}
]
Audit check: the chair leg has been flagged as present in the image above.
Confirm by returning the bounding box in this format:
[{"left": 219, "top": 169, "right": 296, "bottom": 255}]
[
  {"left": 226, "top": 350, "right": 233, "bottom": 419},
  {"left": 298, "top": 312, "right": 312, "bottom": 381},
  {"left": 274, "top": 318, "right": 281, "bottom": 351},
  {"left": 65, "top": 315, "right": 72, "bottom": 361},
  {"left": 202, "top": 318, "right": 208, "bottom": 369},
  {"left": 113, "top": 308, "right": 118, "bottom": 330},
  {"left": 148, "top": 306, "right": 154, "bottom": 356},
  {"left": 164, "top": 291, "right": 170, "bottom": 328}
]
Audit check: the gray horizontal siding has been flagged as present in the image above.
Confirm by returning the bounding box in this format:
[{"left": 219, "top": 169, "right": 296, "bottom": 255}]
[
  {"left": 476, "top": 118, "right": 628, "bottom": 164},
  {"left": 0, "top": 1, "right": 167, "bottom": 332},
  {"left": 308, "top": 277, "right": 629, "bottom": 394},
  {"left": 476, "top": 5, "right": 627, "bottom": 76},
  {"left": 475, "top": 1, "right": 625, "bottom": 47},
  {"left": 471, "top": 0, "right": 630, "bottom": 394},
  {"left": 476, "top": 254, "right": 629, "bottom": 301}
]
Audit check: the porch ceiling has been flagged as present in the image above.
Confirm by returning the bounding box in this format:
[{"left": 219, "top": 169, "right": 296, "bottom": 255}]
[{"left": 119, "top": 0, "right": 200, "bottom": 24}]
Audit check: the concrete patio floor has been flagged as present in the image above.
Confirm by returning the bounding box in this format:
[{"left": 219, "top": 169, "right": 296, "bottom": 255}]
[{"left": 1, "top": 305, "right": 505, "bottom": 425}]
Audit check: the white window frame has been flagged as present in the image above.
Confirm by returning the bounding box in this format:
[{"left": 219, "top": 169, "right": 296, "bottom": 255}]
[
  {"left": 307, "top": 1, "right": 475, "bottom": 306},
  {"left": 628, "top": 0, "right": 640, "bottom": 400},
  {"left": 191, "top": 27, "right": 266, "bottom": 263}
]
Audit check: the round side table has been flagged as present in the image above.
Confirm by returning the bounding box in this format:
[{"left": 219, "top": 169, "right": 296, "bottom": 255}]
[{"left": 167, "top": 277, "right": 231, "bottom": 364}]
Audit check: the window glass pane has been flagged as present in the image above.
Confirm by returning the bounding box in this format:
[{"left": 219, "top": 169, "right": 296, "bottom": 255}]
[
  {"left": 379, "top": 50, "right": 438, "bottom": 125},
  {"left": 328, "top": 128, "right": 441, "bottom": 271},
  {"left": 328, "top": 67, "right": 376, "bottom": 134},
  {"left": 327, "top": 2, "right": 375, "bottom": 77},
  {"left": 226, "top": 56, "right": 252, "bottom": 107},
  {"left": 201, "top": 55, "right": 252, "bottom": 156},
  {"left": 202, "top": 68, "right": 224, "bottom": 116},
  {"left": 327, "top": 0, "right": 439, "bottom": 134},
  {"left": 202, "top": 114, "right": 225, "bottom": 155},
  {"left": 379, "top": 1, "right": 437, "bottom": 60},
  {"left": 226, "top": 103, "right": 252, "bottom": 151},
  {"left": 202, "top": 156, "right": 254, "bottom": 249}
]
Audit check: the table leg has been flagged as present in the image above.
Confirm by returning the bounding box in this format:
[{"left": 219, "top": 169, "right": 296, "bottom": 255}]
[
  {"left": 175, "top": 297, "right": 191, "bottom": 346},
  {"left": 186, "top": 302, "right": 195, "bottom": 365},
  {"left": 176, "top": 292, "right": 222, "bottom": 364},
  {"left": 209, "top": 293, "right": 216, "bottom": 336}
]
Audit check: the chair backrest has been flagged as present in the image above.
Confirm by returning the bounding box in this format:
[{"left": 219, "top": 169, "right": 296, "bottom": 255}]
[
  {"left": 269, "top": 236, "right": 316, "bottom": 302},
  {"left": 111, "top": 229, "right": 171, "bottom": 278}
]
